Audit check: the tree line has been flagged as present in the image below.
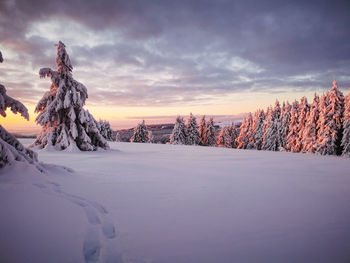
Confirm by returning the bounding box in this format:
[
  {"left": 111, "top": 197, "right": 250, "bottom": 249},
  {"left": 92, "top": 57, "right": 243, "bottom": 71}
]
[{"left": 229, "top": 80, "right": 350, "bottom": 156}]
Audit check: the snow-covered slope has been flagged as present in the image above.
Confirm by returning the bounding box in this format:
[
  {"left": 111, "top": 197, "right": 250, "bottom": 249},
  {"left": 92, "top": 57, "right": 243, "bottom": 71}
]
[{"left": 1, "top": 140, "right": 350, "bottom": 263}]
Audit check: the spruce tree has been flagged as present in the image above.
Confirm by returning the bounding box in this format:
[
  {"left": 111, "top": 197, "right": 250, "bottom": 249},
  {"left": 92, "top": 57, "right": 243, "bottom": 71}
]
[
  {"left": 170, "top": 116, "right": 187, "bottom": 145},
  {"left": 130, "top": 120, "right": 150, "bottom": 143},
  {"left": 294, "top": 97, "right": 310, "bottom": 151},
  {"left": 279, "top": 102, "right": 291, "bottom": 150},
  {"left": 228, "top": 122, "right": 239, "bottom": 148},
  {"left": 317, "top": 80, "right": 344, "bottom": 155},
  {"left": 115, "top": 132, "right": 121, "bottom": 142},
  {"left": 263, "top": 100, "right": 281, "bottom": 151},
  {"left": 32, "top": 41, "right": 109, "bottom": 151},
  {"left": 247, "top": 110, "right": 260, "bottom": 149},
  {"left": 286, "top": 100, "right": 300, "bottom": 152},
  {"left": 248, "top": 109, "right": 265, "bottom": 150},
  {"left": 0, "top": 51, "right": 39, "bottom": 169},
  {"left": 205, "top": 117, "right": 217, "bottom": 146},
  {"left": 199, "top": 115, "right": 207, "bottom": 146},
  {"left": 98, "top": 120, "right": 114, "bottom": 141},
  {"left": 217, "top": 126, "right": 229, "bottom": 147},
  {"left": 186, "top": 113, "right": 200, "bottom": 145},
  {"left": 341, "top": 89, "right": 350, "bottom": 156},
  {"left": 302, "top": 94, "right": 320, "bottom": 153},
  {"left": 236, "top": 113, "right": 253, "bottom": 149}
]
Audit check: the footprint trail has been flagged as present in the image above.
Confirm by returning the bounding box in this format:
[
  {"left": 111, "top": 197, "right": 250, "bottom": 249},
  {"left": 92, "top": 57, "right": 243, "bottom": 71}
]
[{"left": 33, "top": 180, "right": 119, "bottom": 262}]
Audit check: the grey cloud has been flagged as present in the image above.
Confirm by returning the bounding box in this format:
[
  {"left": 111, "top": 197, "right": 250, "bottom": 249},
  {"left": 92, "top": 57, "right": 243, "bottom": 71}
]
[{"left": 1, "top": 0, "right": 350, "bottom": 107}]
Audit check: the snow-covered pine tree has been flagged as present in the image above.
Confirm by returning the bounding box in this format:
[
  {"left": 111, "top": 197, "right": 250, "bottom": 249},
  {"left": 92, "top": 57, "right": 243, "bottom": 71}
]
[
  {"left": 247, "top": 110, "right": 258, "bottom": 150},
  {"left": 279, "top": 102, "right": 291, "bottom": 150},
  {"left": 263, "top": 100, "right": 281, "bottom": 151},
  {"left": 228, "top": 122, "right": 239, "bottom": 148},
  {"left": 217, "top": 126, "right": 229, "bottom": 147},
  {"left": 317, "top": 80, "right": 344, "bottom": 155},
  {"left": 147, "top": 131, "right": 153, "bottom": 143},
  {"left": 32, "top": 41, "right": 109, "bottom": 151},
  {"left": 205, "top": 117, "right": 217, "bottom": 146},
  {"left": 115, "top": 132, "right": 121, "bottom": 142},
  {"left": 302, "top": 94, "right": 320, "bottom": 153},
  {"left": 248, "top": 109, "right": 265, "bottom": 150},
  {"left": 236, "top": 113, "right": 253, "bottom": 149},
  {"left": 98, "top": 120, "right": 114, "bottom": 141},
  {"left": 130, "top": 120, "right": 150, "bottom": 143},
  {"left": 341, "top": 89, "right": 350, "bottom": 156},
  {"left": 170, "top": 116, "right": 187, "bottom": 145},
  {"left": 286, "top": 100, "right": 300, "bottom": 152},
  {"left": 294, "top": 97, "right": 310, "bottom": 152},
  {"left": 186, "top": 113, "right": 200, "bottom": 145},
  {"left": 0, "top": 51, "right": 39, "bottom": 168},
  {"left": 316, "top": 92, "right": 329, "bottom": 153},
  {"left": 199, "top": 115, "right": 207, "bottom": 146}
]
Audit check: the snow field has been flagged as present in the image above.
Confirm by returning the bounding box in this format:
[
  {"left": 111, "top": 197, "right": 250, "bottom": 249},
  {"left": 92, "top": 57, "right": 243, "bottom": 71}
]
[{"left": 1, "top": 140, "right": 350, "bottom": 263}]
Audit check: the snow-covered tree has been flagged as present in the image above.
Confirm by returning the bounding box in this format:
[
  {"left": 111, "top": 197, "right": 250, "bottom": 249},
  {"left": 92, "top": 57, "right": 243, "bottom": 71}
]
[
  {"left": 0, "top": 51, "right": 39, "bottom": 169},
  {"left": 115, "top": 132, "right": 121, "bottom": 142},
  {"left": 170, "top": 116, "right": 187, "bottom": 145},
  {"left": 148, "top": 130, "right": 154, "bottom": 143},
  {"left": 186, "top": 113, "right": 200, "bottom": 145},
  {"left": 199, "top": 115, "right": 207, "bottom": 146},
  {"left": 279, "top": 102, "right": 291, "bottom": 150},
  {"left": 236, "top": 113, "right": 253, "bottom": 149},
  {"left": 293, "top": 97, "right": 310, "bottom": 152},
  {"left": 98, "top": 120, "right": 114, "bottom": 141},
  {"left": 217, "top": 126, "right": 229, "bottom": 147},
  {"left": 341, "top": 89, "right": 350, "bottom": 156},
  {"left": 317, "top": 80, "right": 344, "bottom": 155},
  {"left": 228, "top": 122, "right": 239, "bottom": 148},
  {"left": 130, "top": 120, "right": 150, "bottom": 143},
  {"left": 205, "top": 117, "right": 217, "bottom": 146},
  {"left": 302, "top": 94, "right": 319, "bottom": 153},
  {"left": 31, "top": 41, "right": 109, "bottom": 151},
  {"left": 248, "top": 110, "right": 265, "bottom": 150},
  {"left": 286, "top": 100, "right": 299, "bottom": 152},
  {"left": 263, "top": 100, "right": 281, "bottom": 151}
]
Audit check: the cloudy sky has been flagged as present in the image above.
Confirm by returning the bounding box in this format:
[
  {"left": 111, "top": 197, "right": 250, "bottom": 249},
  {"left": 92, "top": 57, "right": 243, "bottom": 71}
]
[{"left": 1, "top": 0, "right": 349, "bottom": 132}]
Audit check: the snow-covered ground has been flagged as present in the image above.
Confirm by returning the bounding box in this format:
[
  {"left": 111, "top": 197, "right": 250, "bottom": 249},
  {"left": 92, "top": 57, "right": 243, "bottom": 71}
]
[{"left": 1, "top": 140, "right": 350, "bottom": 263}]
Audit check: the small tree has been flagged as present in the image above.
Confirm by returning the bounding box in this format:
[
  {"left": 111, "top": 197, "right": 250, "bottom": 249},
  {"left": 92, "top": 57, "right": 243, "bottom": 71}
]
[
  {"left": 115, "top": 132, "right": 121, "bottom": 142},
  {"left": 236, "top": 113, "right": 253, "bottom": 149},
  {"left": 294, "top": 97, "right": 310, "bottom": 151},
  {"left": 32, "top": 41, "right": 109, "bottom": 151},
  {"left": 228, "top": 122, "right": 239, "bottom": 148},
  {"left": 302, "top": 94, "right": 319, "bottom": 153},
  {"left": 247, "top": 109, "right": 264, "bottom": 150},
  {"left": 186, "top": 113, "right": 200, "bottom": 145},
  {"left": 0, "top": 51, "right": 39, "bottom": 168},
  {"left": 217, "top": 126, "right": 229, "bottom": 147},
  {"left": 170, "top": 116, "right": 187, "bottom": 145},
  {"left": 205, "top": 118, "right": 217, "bottom": 146},
  {"left": 130, "top": 120, "right": 150, "bottom": 143},
  {"left": 198, "top": 115, "right": 207, "bottom": 146},
  {"left": 263, "top": 100, "right": 281, "bottom": 151},
  {"left": 279, "top": 102, "right": 291, "bottom": 150},
  {"left": 98, "top": 120, "right": 114, "bottom": 141},
  {"left": 341, "top": 89, "right": 350, "bottom": 156},
  {"left": 286, "top": 100, "right": 299, "bottom": 152}
]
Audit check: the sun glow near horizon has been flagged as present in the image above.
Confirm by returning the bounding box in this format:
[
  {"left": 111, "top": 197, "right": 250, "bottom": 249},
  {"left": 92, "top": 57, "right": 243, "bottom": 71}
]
[{"left": 1, "top": 88, "right": 328, "bottom": 134}]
